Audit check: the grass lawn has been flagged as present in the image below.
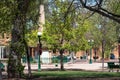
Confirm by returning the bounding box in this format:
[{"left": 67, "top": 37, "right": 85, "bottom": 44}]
[{"left": 32, "top": 71, "right": 120, "bottom": 78}]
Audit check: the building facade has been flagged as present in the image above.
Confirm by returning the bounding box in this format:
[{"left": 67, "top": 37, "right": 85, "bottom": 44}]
[
  {"left": 0, "top": 33, "right": 10, "bottom": 59},
  {"left": 0, "top": 33, "right": 119, "bottom": 62}
]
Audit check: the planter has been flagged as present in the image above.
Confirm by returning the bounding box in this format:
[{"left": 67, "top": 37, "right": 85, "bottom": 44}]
[{"left": 93, "top": 56, "right": 98, "bottom": 59}]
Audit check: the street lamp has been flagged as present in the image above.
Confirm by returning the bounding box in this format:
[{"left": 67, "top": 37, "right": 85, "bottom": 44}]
[
  {"left": 88, "top": 39, "right": 94, "bottom": 64},
  {"left": 37, "top": 32, "right": 42, "bottom": 71},
  {"left": 118, "top": 34, "right": 120, "bottom": 65}
]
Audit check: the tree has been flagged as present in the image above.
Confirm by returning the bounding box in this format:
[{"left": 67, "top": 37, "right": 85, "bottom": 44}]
[
  {"left": 0, "top": 0, "right": 41, "bottom": 78},
  {"left": 90, "top": 14, "right": 117, "bottom": 56},
  {"left": 90, "top": 15, "right": 117, "bottom": 69},
  {"left": 43, "top": 0, "right": 92, "bottom": 70}
]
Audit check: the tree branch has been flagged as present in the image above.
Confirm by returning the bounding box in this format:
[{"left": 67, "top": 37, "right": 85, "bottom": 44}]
[
  {"left": 80, "top": 0, "right": 120, "bottom": 23},
  {"left": 64, "top": 0, "right": 75, "bottom": 21}
]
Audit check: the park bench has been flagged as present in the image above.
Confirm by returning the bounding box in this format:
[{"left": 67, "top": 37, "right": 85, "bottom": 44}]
[{"left": 107, "top": 62, "right": 120, "bottom": 72}]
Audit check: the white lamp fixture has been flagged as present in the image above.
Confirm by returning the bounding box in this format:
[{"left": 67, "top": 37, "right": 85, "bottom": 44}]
[
  {"left": 88, "top": 39, "right": 94, "bottom": 42},
  {"left": 37, "top": 32, "right": 42, "bottom": 36}
]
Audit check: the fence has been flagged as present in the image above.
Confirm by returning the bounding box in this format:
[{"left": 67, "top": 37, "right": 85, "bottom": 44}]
[{"left": 22, "top": 56, "right": 70, "bottom": 64}]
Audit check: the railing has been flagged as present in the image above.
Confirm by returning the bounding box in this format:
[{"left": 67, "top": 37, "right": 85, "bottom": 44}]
[{"left": 21, "top": 57, "right": 70, "bottom": 64}]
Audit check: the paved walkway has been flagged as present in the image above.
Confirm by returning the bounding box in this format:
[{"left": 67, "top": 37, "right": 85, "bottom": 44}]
[{"left": 24, "top": 61, "right": 108, "bottom": 71}]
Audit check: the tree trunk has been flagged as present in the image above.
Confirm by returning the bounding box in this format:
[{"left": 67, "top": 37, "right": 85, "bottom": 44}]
[
  {"left": 7, "top": 0, "right": 30, "bottom": 78},
  {"left": 102, "top": 39, "right": 105, "bottom": 71},
  {"left": 60, "top": 49, "right": 64, "bottom": 70},
  {"left": 23, "top": 39, "right": 31, "bottom": 78},
  {"left": 7, "top": 19, "right": 23, "bottom": 78}
]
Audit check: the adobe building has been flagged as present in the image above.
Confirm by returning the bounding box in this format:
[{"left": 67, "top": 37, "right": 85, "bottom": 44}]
[
  {"left": 0, "top": 32, "right": 119, "bottom": 62},
  {"left": 75, "top": 45, "right": 119, "bottom": 60},
  {"left": 0, "top": 33, "right": 11, "bottom": 59}
]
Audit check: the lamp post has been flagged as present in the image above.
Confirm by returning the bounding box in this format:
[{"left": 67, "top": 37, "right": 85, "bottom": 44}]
[
  {"left": 118, "top": 34, "right": 120, "bottom": 65},
  {"left": 88, "top": 39, "right": 94, "bottom": 64},
  {"left": 37, "top": 32, "right": 42, "bottom": 71}
]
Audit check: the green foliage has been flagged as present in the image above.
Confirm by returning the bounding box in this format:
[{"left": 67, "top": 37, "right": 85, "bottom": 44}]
[
  {"left": 25, "top": 30, "right": 38, "bottom": 47},
  {"left": 0, "top": 0, "right": 15, "bottom": 32},
  {"left": 0, "top": 0, "right": 40, "bottom": 33},
  {"left": 107, "top": 0, "right": 120, "bottom": 15},
  {"left": 104, "top": 50, "right": 110, "bottom": 59},
  {"left": 89, "top": 14, "right": 118, "bottom": 58},
  {"left": 43, "top": 0, "right": 92, "bottom": 52}
]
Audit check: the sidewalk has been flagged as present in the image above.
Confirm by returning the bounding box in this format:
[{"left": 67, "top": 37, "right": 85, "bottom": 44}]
[
  {"left": 24, "top": 62, "right": 108, "bottom": 71},
  {"left": 1, "top": 61, "right": 109, "bottom": 79}
]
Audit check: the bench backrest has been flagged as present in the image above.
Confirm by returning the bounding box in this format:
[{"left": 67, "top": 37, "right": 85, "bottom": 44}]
[
  {"left": 107, "top": 62, "right": 120, "bottom": 68},
  {"left": 107, "top": 62, "right": 115, "bottom": 68}
]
